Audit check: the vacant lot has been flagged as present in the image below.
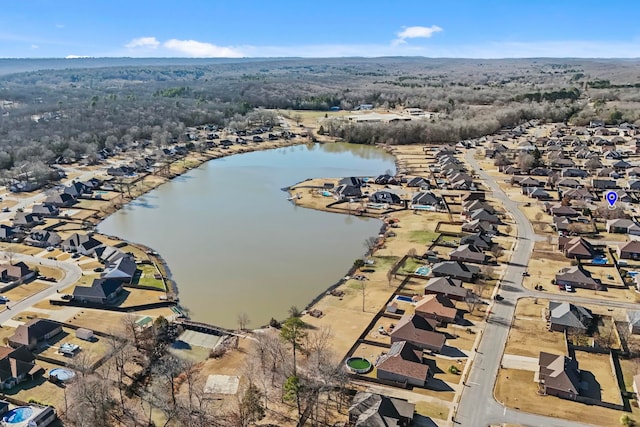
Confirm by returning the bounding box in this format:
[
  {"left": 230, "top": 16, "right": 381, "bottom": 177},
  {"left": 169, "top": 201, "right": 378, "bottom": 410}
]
[
  {"left": 495, "top": 368, "right": 631, "bottom": 426},
  {"left": 505, "top": 318, "right": 566, "bottom": 357}
]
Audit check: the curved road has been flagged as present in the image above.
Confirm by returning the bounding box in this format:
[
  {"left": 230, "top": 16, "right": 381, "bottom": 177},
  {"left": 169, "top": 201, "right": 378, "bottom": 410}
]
[
  {"left": 455, "top": 149, "right": 598, "bottom": 427},
  {"left": 0, "top": 252, "right": 82, "bottom": 324}
]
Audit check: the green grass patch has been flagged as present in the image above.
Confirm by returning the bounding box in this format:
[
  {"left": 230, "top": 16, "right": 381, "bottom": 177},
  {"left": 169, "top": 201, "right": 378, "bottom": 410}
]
[
  {"left": 439, "top": 235, "right": 460, "bottom": 243},
  {"left": 133, "top": 264, "right": 165, "bottom": 290},
  {"left": 409, "top": 230, "right": 439, "bottom": 244},
  {"left": 398, "top": 257, "right": 424, "bottom": 275},
  {"left": 370, "top": 255, "right": 400, "bottom": 272}
]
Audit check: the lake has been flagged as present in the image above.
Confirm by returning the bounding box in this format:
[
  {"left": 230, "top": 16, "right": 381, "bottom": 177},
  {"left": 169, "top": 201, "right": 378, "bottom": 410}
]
[{"left": 98, "top": 142, "right": 395, "bottom": 328}]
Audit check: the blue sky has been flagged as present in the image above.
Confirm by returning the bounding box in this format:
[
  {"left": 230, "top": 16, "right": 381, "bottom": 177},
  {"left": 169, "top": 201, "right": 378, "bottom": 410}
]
[{"left": 2, "top": 0, "right": 640, "bottom": 58}]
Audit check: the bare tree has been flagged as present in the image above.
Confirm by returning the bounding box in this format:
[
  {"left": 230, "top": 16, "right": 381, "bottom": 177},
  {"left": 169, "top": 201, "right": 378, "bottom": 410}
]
[
  {"left": 364, "top": 236, "right": 379, "bottom": 254},
  {"left": 237, "top": 312, "right": 250, "bottom": 331},
  {"left": 4, "top": 245, "right": 17, "bottom": 265}
]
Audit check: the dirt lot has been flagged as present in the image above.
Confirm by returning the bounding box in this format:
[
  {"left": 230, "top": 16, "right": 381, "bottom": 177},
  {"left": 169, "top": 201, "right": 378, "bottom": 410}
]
[
  {"left": 505, "top": 318, "right": 566, "bottom": 358},
  {"left": 66, "top": 309, "right": 128, "bottom": 334},
  {"left": 495, "top": 368, "right": 633, "bottom": 426}
]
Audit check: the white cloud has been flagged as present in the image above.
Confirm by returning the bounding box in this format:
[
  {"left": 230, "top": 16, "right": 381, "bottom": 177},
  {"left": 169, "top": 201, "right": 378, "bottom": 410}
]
[
  {"left": 163, "top": 39, "right": 243, "bottom": 57},
  {"left": 125, "top": 36, "right": 160, "bottom": 49},
  {"left": 65, "top": 55, "right": 92, "bottom": 59},
  {"left": 31, "top": 44, "right": 39, "bottom": 49},
  {"left": 393, "top": 25, "right": 442, "bottom": 46}
]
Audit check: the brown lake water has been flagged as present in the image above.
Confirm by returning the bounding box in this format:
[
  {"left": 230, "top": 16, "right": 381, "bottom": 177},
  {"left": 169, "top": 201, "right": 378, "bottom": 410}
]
[{"left": 98, "top": 143, "right": 395, "bottom": 328}]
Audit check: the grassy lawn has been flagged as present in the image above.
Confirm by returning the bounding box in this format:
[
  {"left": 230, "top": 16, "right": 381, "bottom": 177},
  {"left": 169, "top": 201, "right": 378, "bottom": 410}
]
[
  {"left": 414, "top": 401, "right": 449, "bottom": 420},
  {"left": 397, "top": 257, "right": 424, "bottom": 275},
  {"left": 133, "top": 264, "right": 165, "bottom": 290},
  {"left": 409, "top": 230, "right": 439, "bottom": 244}
]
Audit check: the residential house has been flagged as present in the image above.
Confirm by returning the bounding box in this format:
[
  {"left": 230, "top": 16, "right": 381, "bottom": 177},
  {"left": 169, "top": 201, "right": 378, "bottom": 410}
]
[
  {"left": 334, "top": 184, "right": 362, "bottom": 200},
  {"left": 448, "top": 244, "right": 486, "bottom": 264},
  {"left": 0, "top": 346, "right": 44, "bottom": 390},
  {"left": 547, "top": 302, "right": 593, "bottom": 332},
  {"left": 459, "top": 232, "right": 492, "bottom": 250},
  {"left": 0, "top": 262, "right": 35, "bottom": 284},
  {"left": 618, "top": 240, "right": 640, "bottom": 260},
  {"left": 423, "top": 276, "right": 469, "bottom": 301},
  {"left": 612, "top": 160, "right": 632, "bottom": 171},
  {"left": 614, "top": 189, "right": 634, "bottom": 203},
  {"left": 591, "top": 179, "right": 617, "bottom": 190},
  {"left": 8, "top": 319, "right": 63, "bottom": 350},
  {"left": 555, "top": 266, "right": 601, "bottom": 290},
  {"left": 538, "top": 352, "right": 581, "bottom": 400},
  {"left": 556, "top": 178, "right": 581, "bottom": 188},
  {"left": 390, "top": 314, "right": 446, "bottom": 353},
  {"left": 558, "top": 237, "right": 597, "bottom": 259},
  {"left": 31, "top": 203, "right": 59, "bottom": 217},
  {"left": 339, "top": 177, "right": 364, "bottom": 187},
  {"left": 411, "top": 192, "right": 441, "bottom": 208},
  {"left": 375, "top": 341, "right": 430, "bottom": 387},
  {"left": 468, "top": 208, "right": 500, "bottom": 224},
  {"left": 463, "top": 200, "right": 495, "bottom": 214},
  {"left": 64, "top": 181, "right": 92, "bottom": 199},
  {"left": 524, "top": 187, "right": 551, "bottom": 200},
  {"left": 348, "top": 392, "right": 414, "bottom": 427},
  {"left": 561, "top": 168, "right": 589, "bottom": 178},
  {"left": 24, "top": 230, "right": 61, "bottom": 248},
  {"left": 530, "top": 167, "right": 551, "bottom": 176},
  {"left": 406, "top": 177, "right": 430, "bottom": 189},
  {"left": 431, "top": 261, "right": 479, "bottom": 282},
  {"left": 460, "top": 192, "right": 485, "bottom": 202},
  {"left": 101, "top": 256, "right": 138, "bottom": 283},
  {"left": 517, "top": 177, "right": 542, "bottom": 187},
  {"left": 73, "top": 278, "right": 123, "bottom": 305},
  {"left": 44, "top": 192, "right": 76, "bottom": 207},
  {"left": 94, "top": 246, "right": 127, "bottom": 263},
  {"left": 414, "top": 294, "right": 458, "bottom": 325},
  {"left": 61, "top": 233, "right": 103, "bottom": 256},
  {"left": 0, "top": 225, "right": 15, "bottom": 242},
  {"left": 461, "top": 219, "right": 497, "bottom": 235},
  {"left": 562, "top": 188, "right": 596, "bottom": 201},
  {"left": 12, "top": 212, "right": 43, "bottom": 229},
  {"left": 606, "top": 219, "right": 640, "bottom": 235},
  {"left": 369, "top": 191, "right": 402, "bottom": 205},
  {"left": 549, "top": 204, "right": 579, "bottom": 217},
  {"left": 552, "top": 216, "right": 570, "bottom": 232},
  {"left": 628, "top": 180, "right": 640, "bottom": 190}
]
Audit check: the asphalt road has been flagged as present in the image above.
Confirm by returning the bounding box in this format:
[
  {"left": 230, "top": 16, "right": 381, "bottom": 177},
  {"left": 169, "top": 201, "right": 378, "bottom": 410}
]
[
  {"left": 0, "top": 252, "right": 82, "bottom": 324},
  {"left": 454, "top": 149, "right": 598, "bottom": 427}
]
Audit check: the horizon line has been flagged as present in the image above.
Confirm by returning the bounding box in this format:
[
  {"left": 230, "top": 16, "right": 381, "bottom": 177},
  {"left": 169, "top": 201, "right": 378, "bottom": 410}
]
[{"left": 2, "top": 55, "right": 640, "bottom": 61}]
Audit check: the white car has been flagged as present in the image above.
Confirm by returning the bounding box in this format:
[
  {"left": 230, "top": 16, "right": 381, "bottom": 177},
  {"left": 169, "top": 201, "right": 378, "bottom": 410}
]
[{"left": 0, "top": 296, "right": 9, "bottom": 303}]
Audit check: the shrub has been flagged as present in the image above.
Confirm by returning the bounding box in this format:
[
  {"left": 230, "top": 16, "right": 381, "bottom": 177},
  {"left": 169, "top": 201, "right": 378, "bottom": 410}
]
[{"left": 448, "top": 365, "right": 459, "bottom": 375}]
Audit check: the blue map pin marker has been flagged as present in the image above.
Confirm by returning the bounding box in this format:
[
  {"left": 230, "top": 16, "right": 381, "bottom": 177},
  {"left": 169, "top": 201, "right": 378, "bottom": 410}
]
[{"left": 606, "top": 191, "right": 618, "bottom": 208}]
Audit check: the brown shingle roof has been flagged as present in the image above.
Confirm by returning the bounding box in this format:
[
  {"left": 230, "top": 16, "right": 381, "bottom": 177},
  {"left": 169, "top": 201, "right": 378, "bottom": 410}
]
[
  {"left": 376, "top": 341, "right": 429, "bottom": 383},
  {"left": 391, "top": 314, "right": 446, "bottom": 352},
  {"left": 415, "top": 294, "right": 457, "bottom": 320}
]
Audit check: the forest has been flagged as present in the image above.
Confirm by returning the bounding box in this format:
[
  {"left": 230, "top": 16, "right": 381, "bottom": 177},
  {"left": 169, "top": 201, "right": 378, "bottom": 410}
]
[{"left": 2, "top": 57, "right": 640, "bottom": 180}]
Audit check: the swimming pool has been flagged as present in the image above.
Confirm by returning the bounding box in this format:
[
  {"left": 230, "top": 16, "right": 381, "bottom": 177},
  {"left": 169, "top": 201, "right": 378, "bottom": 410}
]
[
  {"left": 50, "top": 367, "right": 76, "bottom": 381},
  {"left": 628, "top": 271, "right": 639, "bottom": 277},
  {"left": 415, "top": 266, "right": 431, "bottom": 276},
  {"left": 322, "top": 191, "right": 332, "bottom": 197},
  {"left": 591, "top": 255, "right": 608, "bottom": 265},
  {"left": 2, "top": 407, "right": 33, "bottom": 424},
  {"left": 395, "top": 295, "right": 413, "bottom": 303}
]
